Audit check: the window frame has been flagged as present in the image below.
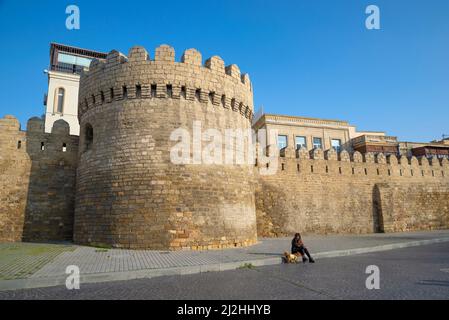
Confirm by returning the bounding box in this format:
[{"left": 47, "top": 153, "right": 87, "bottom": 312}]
[
  {"left": 295, "top": 136, "right": 307, "bottom": 150},
  {"left": 277, "top": 135, "right": 288, "bottom": 150},
  {"left": 331, "top": 138, "right": 342, "bottom": 152},
  {"left": 313, "top": 137, "right": 323, "bottom": 150}
]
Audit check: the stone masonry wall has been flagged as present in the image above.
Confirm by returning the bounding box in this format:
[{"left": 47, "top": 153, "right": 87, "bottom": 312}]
[
  {"left": 74, "top": 45, "right": 257, "bottom": 250},
  {"left": 0, "top": 115, "right": 78, "bottom": 242},
  {"left": 256, "top": 147, "right": 449, "bottom": 237},
  {"left": 376, "top": 183, "right": 449, "bottom": 232}
]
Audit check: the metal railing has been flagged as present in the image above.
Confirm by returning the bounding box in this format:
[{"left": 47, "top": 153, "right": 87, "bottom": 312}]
[{"left": 50, "top": 62, "right": 86, "bottom": 75}]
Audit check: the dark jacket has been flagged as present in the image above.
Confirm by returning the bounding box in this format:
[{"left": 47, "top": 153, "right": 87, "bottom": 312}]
[{"left": 291, "top": 238, "right": 304, "bottom": 253}]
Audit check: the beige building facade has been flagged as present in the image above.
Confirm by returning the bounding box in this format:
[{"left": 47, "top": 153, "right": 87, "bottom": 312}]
[{"left": 252, "top": 113, "right": 385, "bottom": 153}]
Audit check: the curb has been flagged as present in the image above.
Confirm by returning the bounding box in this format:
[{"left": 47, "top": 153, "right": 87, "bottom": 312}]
[{"left": 1, "top": 237, "right": 449, "bottom": 291}]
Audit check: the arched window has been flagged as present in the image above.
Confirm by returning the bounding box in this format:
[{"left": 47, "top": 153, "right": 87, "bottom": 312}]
[
  {"left": 85, "top": 123, "right": 93, "bottom": 151},
  {"left": 54, "top": 87, "right": 65, "bottom": 113}
]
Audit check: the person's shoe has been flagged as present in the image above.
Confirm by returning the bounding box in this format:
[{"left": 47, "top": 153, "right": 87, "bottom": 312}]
[
  {"left": 309, "top": 258, "right": 315, "bottom": 263},
  {"left": 302, "top": 257, "right": 308, "bottom": 263}
]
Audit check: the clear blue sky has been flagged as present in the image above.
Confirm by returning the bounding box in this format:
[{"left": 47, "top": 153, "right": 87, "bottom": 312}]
[{"left": 0, "top": 0, "right": 448, "bottom": 142}]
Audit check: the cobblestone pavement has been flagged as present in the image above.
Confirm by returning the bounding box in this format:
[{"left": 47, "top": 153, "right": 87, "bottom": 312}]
[
  {"left": 0, "top": 243, "right": 75, "bottom": 280},
  {"left": 1, "top": 242, "right": 448, "bottom": 300},
  {"left": 0, "top": 230, "right": 448, "bottom": 283}
]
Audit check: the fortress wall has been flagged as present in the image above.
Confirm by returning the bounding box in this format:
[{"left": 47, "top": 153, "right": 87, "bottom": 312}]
[
  {"left": 74, "top": 45, "right": 257, "bottom": 250},
  {"left": 0, "top": 116, "right": 29, "bottom": 241},
  {"left": 0, "top": 115, "right": 78, "bottom": 242},
  {"left": 255, "top": 148, "right": 449, "bottom": 237}
]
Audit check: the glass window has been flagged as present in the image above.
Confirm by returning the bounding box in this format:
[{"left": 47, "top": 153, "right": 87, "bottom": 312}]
[
  {"left": 295, "top": 136, "right": 307, "bottom": 150},
  {"left": 331, "top": 139, "right": 342, "bottom": 152},
  {"left": 58, "top": 53, "right": 93, "bottom": 68},
  {"left": 55, "top": 88, "right": 65, "bottom": 113},
  {"left": 277, "top": 135, "right": 288, "bottom": 149},
  {"left": 313, "top": 137, "right": 322, "bottom": 149}
]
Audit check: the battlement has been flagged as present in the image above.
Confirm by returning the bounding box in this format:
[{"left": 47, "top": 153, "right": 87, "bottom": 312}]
[
  {"left": 259, "top": 146, "right": 449, "bottom": 180},
  {"left": 0, "top": 115, "right": 79, "bottom": 242},
  {"left": 0, "top": 115, "right": 78, "bottom": 156},
  {"left": 78, "top": 45, "right": 253, "bottom": 121}
]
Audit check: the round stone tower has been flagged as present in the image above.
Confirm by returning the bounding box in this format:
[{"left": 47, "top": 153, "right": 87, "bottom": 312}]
[{"left": 74, "top": 45, "right": 257, "bottom": 250}]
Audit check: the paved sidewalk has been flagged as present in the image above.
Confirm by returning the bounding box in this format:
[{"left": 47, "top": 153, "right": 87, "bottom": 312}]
[{"left": 1, "top": 230, "right": 449, "bottom": 291}]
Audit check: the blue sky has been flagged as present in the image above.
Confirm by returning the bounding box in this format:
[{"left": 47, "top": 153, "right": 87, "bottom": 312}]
[{"left": 0, "top": 0, "right": 448, "bottom": 142}]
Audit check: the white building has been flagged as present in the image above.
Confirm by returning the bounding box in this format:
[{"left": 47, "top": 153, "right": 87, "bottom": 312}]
[{"left": 44, "top": 43, "right": 107, "bottom": 136}]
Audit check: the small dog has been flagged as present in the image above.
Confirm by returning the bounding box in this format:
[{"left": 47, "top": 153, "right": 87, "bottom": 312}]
[{"left": 283, "top": 251, "right": 299, "bottom": 263}]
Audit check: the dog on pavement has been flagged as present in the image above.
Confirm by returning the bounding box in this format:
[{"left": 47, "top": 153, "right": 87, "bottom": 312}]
[{"left": 283, "top": 251, "right": 300, "bottom": 263}]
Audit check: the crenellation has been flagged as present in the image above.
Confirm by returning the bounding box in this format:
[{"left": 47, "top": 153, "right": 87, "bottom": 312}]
[
  {"left": 296, "top": 147, "right": 309, "bottom": 159},
  {"left": 241, "top": 73, "right": 251, "bottom": 88},
  {"left": 387, "top": 154, "right": 399, "bottom": 165},
  {"left": 78, "top": 46, "right": 253, "bottom": 125},
  {"left": 225, "top": 64, "right": 241, "bottom": 80},
  {"left": 376, "top": 153, "right": 386, "bottom": 164},
  {"left": 26, "top": 117, "right": 45, "bottom": 132},
  {"left": 310, "top": 148, "right": 324, "bottom": 160},
  {"left": 339, "top": 149, "right": 350, "bottom": 162},
  {"left": 0, "top": 115, "right": 21, "bottom": 131},
  {"left": 363, "top": 152, "right": 375, "bottom": 163},
  {"left": 155, "top": 44, "right": 175, "bottom": 62},
  {"left": 352, "top": 151, "right": 363, "bottom": 162},
  {"left": 181, "top": 48, "right": 202, "bottom": 66},
  {"left": 325, "top": 148, "right": 338, "bottom": 160},
  {"left": 106, "top": 50, "right": 128, "bottom": 67},
  {"left": 205, "top": 56, "right": 225, "bottom": 73},
  {"left": 128, "top": 46, "right": 149, "bottom": 63}
]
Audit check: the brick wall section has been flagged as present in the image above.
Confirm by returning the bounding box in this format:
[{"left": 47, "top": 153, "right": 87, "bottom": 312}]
[
  {"left": 255, "top": 147, "right": 449, "bottom": 237},
  {"left": 0, "top": 116, "right": 29, "bottom": 241},
  {"left": 74, "top": 45, "right": 257, "bottom": 250},
  {"left": 0, "top": 115, "right": 78, "bottom": 242},
  {"left": 376, "top": 183, "right": 449, "bottom": 232}
]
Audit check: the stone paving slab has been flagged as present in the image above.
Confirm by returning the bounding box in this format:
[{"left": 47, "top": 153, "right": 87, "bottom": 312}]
[{"left": 1, "top": 230, "right": 449, "bottom": 290}]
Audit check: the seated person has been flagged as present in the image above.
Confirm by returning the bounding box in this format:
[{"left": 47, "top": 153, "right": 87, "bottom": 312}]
[{"left": 291, "top": 233, "right": 315, "bottom": 263}]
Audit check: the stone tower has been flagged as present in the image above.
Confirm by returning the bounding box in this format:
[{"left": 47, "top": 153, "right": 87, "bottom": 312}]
[{"left": 74, "top": 45, "right": 257, "bottom": 250}]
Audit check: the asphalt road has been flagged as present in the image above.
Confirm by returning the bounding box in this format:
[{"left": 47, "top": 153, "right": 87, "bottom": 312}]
[{"left": 1, "top": 242, "right": 449, "bottom": 300}]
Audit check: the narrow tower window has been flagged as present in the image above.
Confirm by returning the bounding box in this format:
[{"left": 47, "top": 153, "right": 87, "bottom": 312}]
[
  {"left": 136, "top": 85, "right": 142, "bottom": 98},
  {"left": 166, "top": 85, "right": 173, "bottom": 98},
  {"left": 181, "top": 86, "right": 187, "bottom": 99},
  {"left": 195, "top": 89, "right": 201, "bottom": 101},
  {"left": 62, "top": 143, "right": 67, "bottom": 152},
  {"left": 208, "top": 92, "right": 215, "bottom": 104},
  {"left": 85, "top": 124, "right": 93, "bottom": 151},
  {"left": 54, "top": 87, "right": 65, "bottom": 113},
  {"left": 151, "top": 84, "right": 157, "bottom": 97}
]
